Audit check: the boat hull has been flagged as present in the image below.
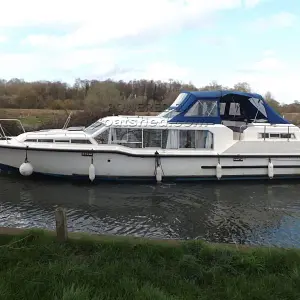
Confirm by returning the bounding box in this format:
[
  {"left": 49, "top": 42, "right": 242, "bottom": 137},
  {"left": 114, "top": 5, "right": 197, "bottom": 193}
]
[{"left": 1, "top": 145, "right": 300, "bottom": 182}]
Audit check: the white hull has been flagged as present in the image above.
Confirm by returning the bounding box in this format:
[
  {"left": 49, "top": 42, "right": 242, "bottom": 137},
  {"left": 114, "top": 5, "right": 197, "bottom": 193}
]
[{"left": 1, "top": 145, "right": 300, "bottom": 181}]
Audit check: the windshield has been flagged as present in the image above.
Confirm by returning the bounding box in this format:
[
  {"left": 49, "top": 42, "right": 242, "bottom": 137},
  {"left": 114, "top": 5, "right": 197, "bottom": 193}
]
[
  {"left": 84, "top": 121, "right": 105, "bottom": 134},
  {"left": 171, "top": 92, "right": 188, "bottom": 107},
  {"left": 158, "top": 109, "right": 179, "bottom": 118}
]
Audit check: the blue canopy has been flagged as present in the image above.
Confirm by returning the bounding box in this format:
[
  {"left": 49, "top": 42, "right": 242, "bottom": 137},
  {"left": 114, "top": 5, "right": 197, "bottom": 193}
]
[{"left": 168, "top": 90, "right": 289, "bottom": 124}]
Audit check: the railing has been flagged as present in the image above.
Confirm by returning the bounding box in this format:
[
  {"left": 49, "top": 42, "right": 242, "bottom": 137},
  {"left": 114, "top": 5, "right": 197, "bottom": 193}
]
[
  {"left": 0, "top": 119, "right": 26, "bottom": 141},
  {"left": 62, "top": 112, "right": 72, "bottom": 129},
  {"left": 0, "top": 118, "right": 26, "bottom": 133},
  {"left": 24, "top": 131, "right": 91, "bottom": 142},
  {"left": 238, "top": 124, "right": 295, "bottom": 141}
]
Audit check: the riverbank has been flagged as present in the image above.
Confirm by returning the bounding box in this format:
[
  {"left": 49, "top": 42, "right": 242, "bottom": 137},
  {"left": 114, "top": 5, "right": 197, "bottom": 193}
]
[
  {"left": 1, "top": 228, "right": 300, "bottom": 300},
  {"left": 1, "top": 108, "right": 300, "bottom": 128},
  {"left": 0, "top": 108, "right": 157, "bottom": 134}
]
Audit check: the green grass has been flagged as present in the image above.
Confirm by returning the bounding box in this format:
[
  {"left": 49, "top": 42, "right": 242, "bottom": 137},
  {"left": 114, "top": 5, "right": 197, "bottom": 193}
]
[{"left": 0, "top": 229, "right": 300, "bottom": 300}]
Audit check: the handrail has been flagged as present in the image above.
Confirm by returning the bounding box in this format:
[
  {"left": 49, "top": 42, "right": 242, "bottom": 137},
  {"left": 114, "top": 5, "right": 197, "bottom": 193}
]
[
  {"left": 62, "top": 112, "right": 72, "bottom": 129},
  {"left": 24, "top": 131, "right": 91, "bottom": 141},
  {"left": 0, "top": 118, "right": 26, "bottom": 134},
  {"left": 0, "top": 124, "right": 7, "bottom": 141}
]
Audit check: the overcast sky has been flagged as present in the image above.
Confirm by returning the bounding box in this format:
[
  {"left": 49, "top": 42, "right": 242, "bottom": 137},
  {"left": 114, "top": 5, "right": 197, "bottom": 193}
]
[{"left": 0, "top": 0, "right": 299, "bottom": 103}]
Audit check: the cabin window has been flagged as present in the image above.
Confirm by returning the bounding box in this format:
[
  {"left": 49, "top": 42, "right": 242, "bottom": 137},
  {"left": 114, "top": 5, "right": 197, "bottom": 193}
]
[
  {"left": 258, "top": 133, "right": 295, "bottom": 139},
  {"left": 185, "top": 100, "right": 218, "bottom": 117},
  {"left": 143, "top": 129, "right": 168, "bottom": 148},
  {"left": 111, "top": 128, "right": 142, "bottom": 148},
  {"left": 95, "top": 128, "right": 109, "bottom": 144},
  {"left": 38, "top": 139, "right": 53, "bottom": 143},
  {"left": 54, "top": 139, "right": 70, "bottom": 143},
  {"left": 229, "top": 103, "right": 241, "bottom": 116},
  {"left": 166, "top": 130, "right": 178, "bottom": 149},
  {"left": 70, "top": 139, "right": 92, "bottom": 144},
  {"left": 259, "top": 133, "right": 269, "bottom": 139},
  {"left": 220, "top": 103, "right": 226, "bottom": 115},
  {"left": 24, "top": 139, "right": 37, "bottom": 142},
  {"left": 249, "top": 98, "right": 267, "bottom": 118},
  {"left": 280, "top": 133, "right": 295, "bottom": 139},
  {"left": 84, "top": 121, "right": 105, "bottom": 134},
  {"left": 178, "top": 130, "right": 213, "bottom": 149},
  {"left": 179, "top": 130, "right": 195, "bottom": 148}
]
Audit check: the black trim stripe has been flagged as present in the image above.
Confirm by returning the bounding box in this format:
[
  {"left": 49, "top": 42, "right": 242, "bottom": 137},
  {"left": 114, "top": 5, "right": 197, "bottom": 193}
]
[
  {"left": 1, "top": 144, "right": 300, "bottom": 158},
  {"left": 202, "top": 165, "right": 300, "bottom": 169}
]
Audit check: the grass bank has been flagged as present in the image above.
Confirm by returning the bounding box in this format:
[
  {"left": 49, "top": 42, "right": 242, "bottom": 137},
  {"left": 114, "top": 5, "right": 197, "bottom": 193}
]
[
  {"left": 0, "top": 108, "right": 83, "bottom": 129},
  {"left": 0, "top": 228, "right": 300, "bottom": 300}
]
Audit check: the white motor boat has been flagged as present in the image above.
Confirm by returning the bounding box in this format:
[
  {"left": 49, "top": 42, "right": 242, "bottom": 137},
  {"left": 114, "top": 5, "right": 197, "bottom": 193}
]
[{"left": 0, "top": 90, "right": 299, "bottom": 182}]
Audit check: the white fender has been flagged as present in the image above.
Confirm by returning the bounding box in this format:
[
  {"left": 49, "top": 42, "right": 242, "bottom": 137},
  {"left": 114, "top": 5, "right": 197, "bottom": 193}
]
[
  {"left": 268, "top": 161, "right": 274, "bottom": 179},
  {"left": 216, "top": 163, "right": 222, "bottom": 180},
  {"left": 19, "top": 162, "right": 33, "bottom": 176},
  {"left": 156, "top": 165, "right": 162, "bottom": 183},
  {"left": 89, "top": 163, "right": 96, "bottom": 182}
]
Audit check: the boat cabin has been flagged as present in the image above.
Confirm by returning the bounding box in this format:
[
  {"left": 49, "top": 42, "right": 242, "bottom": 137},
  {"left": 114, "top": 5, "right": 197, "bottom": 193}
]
[
  {"left": 159, "top": 90, "right": 289, "bottom": 128},
  {"left": 14, "top": 90, "right": 298, "bottom": 153}
]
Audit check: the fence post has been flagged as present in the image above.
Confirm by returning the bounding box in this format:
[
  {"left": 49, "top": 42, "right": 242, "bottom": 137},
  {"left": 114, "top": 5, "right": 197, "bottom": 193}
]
[{"left": 55, "top": 207, "right": 68, "bottom": 242}]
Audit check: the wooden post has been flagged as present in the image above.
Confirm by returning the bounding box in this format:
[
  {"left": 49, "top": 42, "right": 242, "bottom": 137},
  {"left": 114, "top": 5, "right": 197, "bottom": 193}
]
[{"left": 55, "top": 207, "right": 68, "bottom": 242}]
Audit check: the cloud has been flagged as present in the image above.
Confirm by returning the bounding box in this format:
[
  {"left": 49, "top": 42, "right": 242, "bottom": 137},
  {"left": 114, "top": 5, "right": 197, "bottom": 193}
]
[
  {"left": 0, "top": 0, "right": 248, "bottom": 81},
  {"left": 219, "top": 50, "right": 299, "bottom": 103},
  {"left": 0, "top": 0, "right": 243, "bottom": 29},
  {"left": 139, "top": 62, "right": 190, "bottom": 81},
  {"left": 250, "top": 12, "right": 297, "bottom": 31},
  {"left": 243, "top": 0, "right": 267, "bottom": 8},
  {"left": 229, "top": 71, "right": 299, "bottom": 103},
  {"left": 237, "top": 50, "right": 287, "bottom": 73},
  {"left": 0, "top": 35, "right": 7, "bottom": 43},
  {"left": 248, "top": 57, "right": 286, "bottom": 72},
  {"left": 17, "top": 0, "right": 245, "bottom": 49},
  {"left": 262, "top": 49, "right": 276, "bottom": 57},
  {"left": 200, "top": 36, "right": 236, "bottom": 47},
  {"left": 0, "top": 0, "right": 296, "bottom": 105}
]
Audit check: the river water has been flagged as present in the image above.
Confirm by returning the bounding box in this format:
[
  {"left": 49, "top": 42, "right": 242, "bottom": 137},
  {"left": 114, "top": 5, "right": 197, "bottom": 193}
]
[{"left": 1, "top": 175, "right": 300, "bottom": 247}]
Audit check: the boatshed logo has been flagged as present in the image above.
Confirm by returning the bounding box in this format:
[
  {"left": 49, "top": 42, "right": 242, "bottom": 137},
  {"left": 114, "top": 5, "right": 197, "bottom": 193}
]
[{"left": 101, "top": 119, "right": 206, "bottom": 128}]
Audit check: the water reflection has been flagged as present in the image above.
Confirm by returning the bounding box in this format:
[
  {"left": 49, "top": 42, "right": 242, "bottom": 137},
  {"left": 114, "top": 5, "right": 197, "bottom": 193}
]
[{"left": 1, "top": 175, "right": 300, "bottom": 247}]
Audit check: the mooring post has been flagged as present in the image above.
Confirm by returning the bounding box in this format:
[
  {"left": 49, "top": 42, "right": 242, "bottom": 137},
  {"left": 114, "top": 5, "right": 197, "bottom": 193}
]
[{"left": 55, "top": 207, "right": 68, "bottom": 242}]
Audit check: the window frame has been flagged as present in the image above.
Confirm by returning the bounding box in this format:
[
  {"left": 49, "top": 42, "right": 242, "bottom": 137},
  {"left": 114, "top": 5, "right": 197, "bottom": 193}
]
[{"left": 185, "top": 100, "right": 219, "bottom": 117}]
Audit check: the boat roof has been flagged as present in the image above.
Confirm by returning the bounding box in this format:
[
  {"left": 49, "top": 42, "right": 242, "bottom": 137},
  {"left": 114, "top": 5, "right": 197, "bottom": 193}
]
[
  {"left": 168, "top": 90, "right": 289, "bottom": 125},
  {"left": 187, "top": 90, "right": 262, "bottom": 99}
]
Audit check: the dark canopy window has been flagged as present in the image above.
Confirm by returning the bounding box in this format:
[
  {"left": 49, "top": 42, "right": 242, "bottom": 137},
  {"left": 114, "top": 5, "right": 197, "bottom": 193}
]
[{"left": 220, "top": 95, "right": 268, "bottom": 123}]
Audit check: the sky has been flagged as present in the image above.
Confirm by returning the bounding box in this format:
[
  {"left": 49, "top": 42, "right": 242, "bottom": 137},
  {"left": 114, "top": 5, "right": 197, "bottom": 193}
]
[{"left": 0, "top": 0, "right": 299, "bottom": 103}]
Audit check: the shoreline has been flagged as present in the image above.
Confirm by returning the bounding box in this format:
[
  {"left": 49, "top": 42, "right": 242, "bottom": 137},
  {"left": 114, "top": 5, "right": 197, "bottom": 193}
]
[
  {"left": 0, "top": 225, "right": 276, "bottom": 250},
  {"left": 0, "top": 226, "right": 299, "bottom": 299}
]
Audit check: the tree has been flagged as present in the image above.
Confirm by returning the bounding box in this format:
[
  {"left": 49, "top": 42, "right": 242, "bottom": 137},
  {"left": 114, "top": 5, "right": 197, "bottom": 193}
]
[
  {"left": 264, "top": 91, "right": 281, "bottom": 112},
  {"left": 84, "top": 81, "right": 121, "bottom": 113},
  {"left": 233, "top": 82, "right": 251, "bottom": 93}
]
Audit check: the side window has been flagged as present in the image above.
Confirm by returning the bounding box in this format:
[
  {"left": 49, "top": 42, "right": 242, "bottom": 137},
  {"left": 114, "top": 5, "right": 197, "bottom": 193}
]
[
  {"left": 71, "top": 139, "right": 92, "bottom": 144},
  {"left": 142, "top": 129, "right": 168, "bottom": 148},
  {"left": 95, "top": 128, "right": 109, "bottom": 144},
  {"left": 55, "top": 140, "right": 70, "bottom": 143},
  {"left": 111, "top": 128, "right": 142, "bottom": 148},
  {"left": 179, "top": 130, "right": 195, "bottom": 148},
  {"left": 220, "top": 103, "right": 226, "bottom": 115},
  {"left": 38, "top": 139, "right": 54, "bottom": 143},
  {"left": 179, "top": 130, "right": 213, "bottom": 149},
  {"left": 229, "top": 103, "right": 241, "bottom": 116},
  {"left": 258, "top": 133, "right": 296, "bottom": 139},
  {"left": 185, "top": 100, "right": 218, "bottom": 117}
]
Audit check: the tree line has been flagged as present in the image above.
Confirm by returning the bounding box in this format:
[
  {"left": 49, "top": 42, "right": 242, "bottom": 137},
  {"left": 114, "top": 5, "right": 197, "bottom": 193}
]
[{"left": 0, "top": 78, "right": 297, "bottom": 115}]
